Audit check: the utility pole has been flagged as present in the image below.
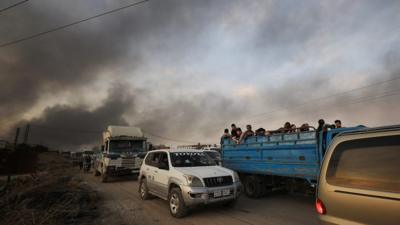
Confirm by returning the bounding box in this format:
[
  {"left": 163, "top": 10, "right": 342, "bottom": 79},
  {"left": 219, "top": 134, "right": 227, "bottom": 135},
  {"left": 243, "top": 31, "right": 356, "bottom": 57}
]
[
  {"left": 14, "top": 127, "right": 20, "bottom": 149},
  {"left": 23, "top": 123, "right": 30, "bottom": 144},
  {"left": 8, "top": 127, "right": 20, "bottom": 183}
]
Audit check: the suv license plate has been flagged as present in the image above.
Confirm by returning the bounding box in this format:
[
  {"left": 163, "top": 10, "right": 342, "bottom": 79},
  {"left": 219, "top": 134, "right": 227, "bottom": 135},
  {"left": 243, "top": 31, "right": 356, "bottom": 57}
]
[
  {"left": 214, "top": 190, "right": 222, "bottom": 198},
  {"left": 214, "top": 189, "right": 230, "bottom": 198},
  {"left": 222, "top": 189, "right": 230, "bottom": 196}
]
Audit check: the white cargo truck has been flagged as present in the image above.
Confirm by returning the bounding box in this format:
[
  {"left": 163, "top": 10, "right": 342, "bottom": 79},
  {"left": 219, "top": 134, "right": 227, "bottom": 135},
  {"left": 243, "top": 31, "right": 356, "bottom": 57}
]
[{"left": 93, "top": 126, "right": 148, "bottom": 182}]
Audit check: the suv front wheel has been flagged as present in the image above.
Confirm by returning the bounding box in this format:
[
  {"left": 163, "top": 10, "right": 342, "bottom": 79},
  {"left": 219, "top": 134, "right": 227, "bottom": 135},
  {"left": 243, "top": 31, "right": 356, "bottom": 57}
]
[
  {"left": 139, "top": 178, "right": 151, "bottom": 200},
  {"left": 169, "top": 187, "right": 188, "bottom": 218}
]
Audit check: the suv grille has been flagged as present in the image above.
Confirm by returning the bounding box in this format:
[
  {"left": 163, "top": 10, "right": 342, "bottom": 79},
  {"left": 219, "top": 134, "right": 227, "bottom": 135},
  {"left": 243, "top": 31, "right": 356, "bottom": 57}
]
[{"left": 203, "top": 176, "right": 233, "bottom": 187}]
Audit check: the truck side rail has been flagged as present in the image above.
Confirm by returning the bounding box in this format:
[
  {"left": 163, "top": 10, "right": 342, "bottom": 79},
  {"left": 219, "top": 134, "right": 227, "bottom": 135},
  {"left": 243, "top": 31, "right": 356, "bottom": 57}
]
[
  {"left": 222, "top": 130, "right": 317, "bottom": 148},
  {"left": 221, "top": 130, "right": 319, "bottom": 183},
  {"left": 268, "top": 126, "right": 316, "bottom": 135}
]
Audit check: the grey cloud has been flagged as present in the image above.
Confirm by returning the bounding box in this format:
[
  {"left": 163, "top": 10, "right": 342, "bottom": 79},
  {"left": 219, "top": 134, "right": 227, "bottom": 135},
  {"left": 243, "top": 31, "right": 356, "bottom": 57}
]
[
  {"left": 1, "top": 0, "right": 399, "bottom": 148},
  {"left": 0, "top": 0, "right": 218, "bottom": 133},
  {"left": 250, "top": 62, "right": 400, "bottom": 128},
  {"left": 0, "top": 0, "right": 245, "bottom": 134},
  {"left": 10, "top": 83, "right": 133, "bottom": 149},
  {"left": 136, "top": 92, "right": 245, "bottom": 141},
  {"left": 10, "top": 88, "right": 245, "bottom": 148}
]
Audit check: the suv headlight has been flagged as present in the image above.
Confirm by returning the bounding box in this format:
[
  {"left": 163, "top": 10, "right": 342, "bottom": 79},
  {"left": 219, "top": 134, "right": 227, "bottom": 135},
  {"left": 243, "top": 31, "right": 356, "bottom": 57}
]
[
  {"left": 184, "top": 175, "right": 204, "bottom": 187},
  {"left": 233, "top": 171, "right": 240, "bottom": 182}
]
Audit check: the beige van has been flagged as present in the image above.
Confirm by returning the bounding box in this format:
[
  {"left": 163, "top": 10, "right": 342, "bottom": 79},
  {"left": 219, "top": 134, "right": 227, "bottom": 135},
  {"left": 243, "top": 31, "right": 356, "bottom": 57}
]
[{"left": 316, "top": 125, "right": 400, "bottom": 225}]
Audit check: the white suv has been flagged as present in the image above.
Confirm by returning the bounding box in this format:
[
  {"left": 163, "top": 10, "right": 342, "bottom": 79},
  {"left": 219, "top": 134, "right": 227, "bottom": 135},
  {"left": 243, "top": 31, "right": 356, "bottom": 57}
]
[{"left": 138, "top": 149, "right": 242, "bottom": 218}]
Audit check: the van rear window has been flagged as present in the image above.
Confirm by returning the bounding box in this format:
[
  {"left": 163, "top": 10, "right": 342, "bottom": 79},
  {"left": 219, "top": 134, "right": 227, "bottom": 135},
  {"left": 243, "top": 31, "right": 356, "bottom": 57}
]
[{"left": 326, "top": 135, "right": 400, "bottom": 193}]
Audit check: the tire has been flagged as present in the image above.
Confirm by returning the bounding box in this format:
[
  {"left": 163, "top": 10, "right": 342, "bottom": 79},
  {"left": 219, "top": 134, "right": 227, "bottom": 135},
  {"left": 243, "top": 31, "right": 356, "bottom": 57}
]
[
  {"left": 244, "top": 176, "right": 262, "bottom": 198},
  {"left": 139, "top": 178, "right": 150, "bottom": 200},
  {"left": 169, "top": 187, "right": 188, "bottom": 218},
  {"left": 257, "top": 177, "right": 267, "bottom": 197}
]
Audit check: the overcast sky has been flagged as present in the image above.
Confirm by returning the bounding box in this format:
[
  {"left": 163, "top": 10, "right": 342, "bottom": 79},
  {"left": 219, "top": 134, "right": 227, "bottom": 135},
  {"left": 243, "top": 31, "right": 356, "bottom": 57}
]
[{"left": 0, "top": 0, "right": 399, "bottom": 149}]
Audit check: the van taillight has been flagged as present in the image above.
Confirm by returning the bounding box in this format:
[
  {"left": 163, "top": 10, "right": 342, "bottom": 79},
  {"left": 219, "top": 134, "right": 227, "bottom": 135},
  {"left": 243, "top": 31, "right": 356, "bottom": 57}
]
[{"left": 316, "top": 199, "right": 326, "bottom": 215}]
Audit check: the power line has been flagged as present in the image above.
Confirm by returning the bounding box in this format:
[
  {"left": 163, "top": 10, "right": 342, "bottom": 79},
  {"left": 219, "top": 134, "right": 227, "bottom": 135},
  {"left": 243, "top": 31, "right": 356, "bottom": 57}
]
[
  {"left": 256, "top": 88, "right": 400, "bottom": 124},
  {"left": 0, "top": 0, "right": 149, "bottom": 48},
  {"left": 246, "top": 76, "right": 400, "bottom": 123},
  {"left": 142, "top": 130, "right": 200, "bottom": 144},
  {"left": 292, "top": 90, "right": 400, "bottom": 125},
  {"left": 259, "top": 88, "right": 400, "bottom": 123},
  {"left": 0, "top": 0, "right": 28, "bottom": 13}
]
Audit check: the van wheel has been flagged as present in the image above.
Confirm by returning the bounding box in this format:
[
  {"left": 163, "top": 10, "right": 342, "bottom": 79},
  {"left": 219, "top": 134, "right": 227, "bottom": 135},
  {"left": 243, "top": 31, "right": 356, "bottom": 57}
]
[
  {"left": 244, "top": 176, "right": 262, "bottom": 198},
  {"left": 139, "top": 178, "right": 150, "bottom": 200},
  {"left": 169, "top": 188, "right": 188, "bottom": 218}
]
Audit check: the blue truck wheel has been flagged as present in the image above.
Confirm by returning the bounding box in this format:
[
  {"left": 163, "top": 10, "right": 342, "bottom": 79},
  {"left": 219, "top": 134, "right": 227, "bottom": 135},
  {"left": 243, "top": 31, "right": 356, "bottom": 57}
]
[{"left": 244, "top": 175, "right": 264, "bottom": 198}]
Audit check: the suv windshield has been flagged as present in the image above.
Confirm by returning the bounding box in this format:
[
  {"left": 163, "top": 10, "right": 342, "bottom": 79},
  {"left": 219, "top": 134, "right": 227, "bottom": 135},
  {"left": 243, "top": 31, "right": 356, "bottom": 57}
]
[
  {"left": 109, "top": 140, "right": 145, "bottom": 153},
  {"left": 170, "top": 152, "right": 217, "bottom": 167}
]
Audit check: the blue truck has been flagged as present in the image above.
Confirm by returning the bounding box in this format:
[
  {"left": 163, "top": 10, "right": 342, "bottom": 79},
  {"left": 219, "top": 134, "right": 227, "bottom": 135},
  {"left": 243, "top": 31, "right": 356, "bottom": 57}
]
[{"left": 221, "top": 125, "right": 365, "bottom": 198}]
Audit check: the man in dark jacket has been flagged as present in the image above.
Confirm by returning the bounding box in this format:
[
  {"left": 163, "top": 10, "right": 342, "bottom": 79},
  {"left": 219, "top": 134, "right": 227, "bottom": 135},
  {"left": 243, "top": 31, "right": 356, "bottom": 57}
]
[{"left": 230, "top": 124, "right": 238, "bottom": 137}]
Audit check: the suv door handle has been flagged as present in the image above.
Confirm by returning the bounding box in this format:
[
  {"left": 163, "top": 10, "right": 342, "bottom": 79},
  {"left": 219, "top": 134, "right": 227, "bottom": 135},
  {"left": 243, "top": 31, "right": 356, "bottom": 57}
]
[{"left": 154, "top": 170, "right": 158, "bottom": 173}]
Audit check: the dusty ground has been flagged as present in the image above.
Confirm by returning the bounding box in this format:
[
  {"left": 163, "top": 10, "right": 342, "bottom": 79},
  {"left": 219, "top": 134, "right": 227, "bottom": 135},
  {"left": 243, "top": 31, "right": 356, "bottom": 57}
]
[
  {"left": 1, "top": 153, "right": 320, "bottom": 225},
  {"left": 0, "top": 152, "right": 99, "bottom": 225},
  {"left": 82, "top": 172, "right": 319, "bottom": 225}
]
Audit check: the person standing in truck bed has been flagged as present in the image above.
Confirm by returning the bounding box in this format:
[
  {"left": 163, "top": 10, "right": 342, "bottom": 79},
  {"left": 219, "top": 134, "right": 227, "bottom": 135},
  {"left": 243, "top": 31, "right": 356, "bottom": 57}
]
[
  {"left": 334, "top": 119, "right": 342, "bottom": 128},
  {"left": 255, "top": 127, "right": 266, "bottom": 136},
  {"left": 230, "top": 124, "right": 238, "bottom": 137},
  {"left": 232, "top": 128, "right": 242, "bottom": 144},
  {"left": 239, "top": 125, "right": 255, "bottom": 143},
  {"left": 220, "top": 128, "right": 231, "bottom": 144}
]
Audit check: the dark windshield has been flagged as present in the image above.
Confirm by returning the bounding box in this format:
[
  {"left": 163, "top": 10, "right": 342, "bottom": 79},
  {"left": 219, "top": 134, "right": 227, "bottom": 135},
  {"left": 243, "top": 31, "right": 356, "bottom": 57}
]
[
  {"left": 170, "top": 152, "right": 217, "bottom": 167},
  {"left": 204, "top": 151, "right": 221, "bottom": 160},
  {"left": 109, "top": 140, "right": 145, "bottom": 153}
]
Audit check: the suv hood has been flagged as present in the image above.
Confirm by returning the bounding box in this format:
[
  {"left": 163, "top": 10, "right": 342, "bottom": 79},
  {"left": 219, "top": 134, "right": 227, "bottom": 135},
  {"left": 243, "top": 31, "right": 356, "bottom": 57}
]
[{"left": 174, "top": 166, "right": 232, "bottom": 178}]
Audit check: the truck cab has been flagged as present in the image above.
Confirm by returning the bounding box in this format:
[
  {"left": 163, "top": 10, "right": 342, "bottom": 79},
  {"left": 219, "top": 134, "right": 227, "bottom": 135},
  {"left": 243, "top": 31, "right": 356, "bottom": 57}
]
[{"left": 94, "top": 126, "right": 148, "bottom": 182}]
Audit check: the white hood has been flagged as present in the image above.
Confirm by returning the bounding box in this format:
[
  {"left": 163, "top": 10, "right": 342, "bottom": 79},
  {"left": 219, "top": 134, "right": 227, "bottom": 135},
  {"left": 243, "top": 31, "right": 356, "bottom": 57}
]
[{"left": 174, "top": 166, "right": 233, "bottom": 179}]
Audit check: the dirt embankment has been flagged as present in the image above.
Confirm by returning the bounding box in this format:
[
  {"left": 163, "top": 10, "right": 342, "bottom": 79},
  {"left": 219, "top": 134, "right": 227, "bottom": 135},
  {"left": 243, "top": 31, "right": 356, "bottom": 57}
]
[{"left": 0, "top": 152, "right": 99, "bottom": 225}]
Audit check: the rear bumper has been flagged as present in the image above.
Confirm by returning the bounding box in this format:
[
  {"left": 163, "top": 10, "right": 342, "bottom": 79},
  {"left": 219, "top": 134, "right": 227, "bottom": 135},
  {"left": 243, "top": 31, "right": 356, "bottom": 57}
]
[{"left": 181, "top": 182, "right": 242, "bottom": 206}]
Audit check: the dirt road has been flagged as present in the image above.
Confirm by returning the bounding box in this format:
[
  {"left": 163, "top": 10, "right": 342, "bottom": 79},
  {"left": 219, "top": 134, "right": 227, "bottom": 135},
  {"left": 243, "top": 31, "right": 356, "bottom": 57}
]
[{"left": 80, "top": 172, "right": 319, "bottom": 225}]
